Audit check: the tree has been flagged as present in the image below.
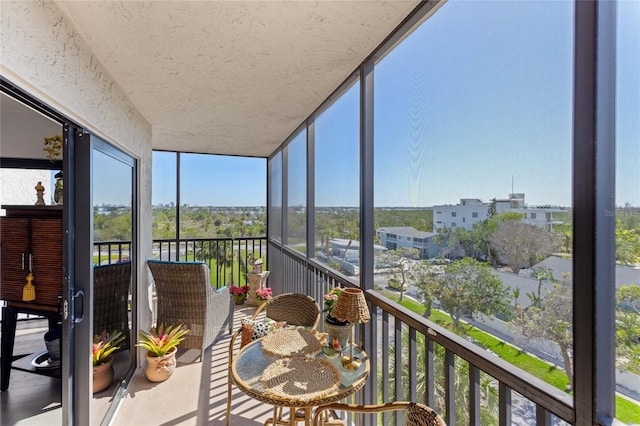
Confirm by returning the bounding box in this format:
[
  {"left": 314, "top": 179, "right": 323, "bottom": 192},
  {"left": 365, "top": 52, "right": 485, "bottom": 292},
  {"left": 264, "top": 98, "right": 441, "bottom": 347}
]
[
  {"left": 616, "top": 285, "right": 640, "bottom": 375},
  {"left": 389, "top": 331, "right": 499, "bottom": 425},
  {"left": 443, "top": 211, "right": 522, "bottom": 265},
  {"left": 513, "top": 281, "right": 573, "bottom": 390},
  {"left": 490, "top": 221, "right": 561, "bottom": 273},
  {"left": 616, "top": 223, "right": 640, "bottom": 266},
  {"left": 417, "top": 258, "right": 510, "bottom": 327},
  {"left": 377, "top": 247, "right": 419, "bottom": 302},
  {"left": 530, "top": 266, "right": 555, "bottom": 305},
  {"left": 215, "top": 243, "right": 235, "bottom": 285},
  {"left": 411, "top": 261, "right": 439, "bottom": 317},
  {"left": 486, "top": 198, "right": 497, "bottom": 219},
  {"left": 511, "top": 287, "right": 521, "bottom": 311}
]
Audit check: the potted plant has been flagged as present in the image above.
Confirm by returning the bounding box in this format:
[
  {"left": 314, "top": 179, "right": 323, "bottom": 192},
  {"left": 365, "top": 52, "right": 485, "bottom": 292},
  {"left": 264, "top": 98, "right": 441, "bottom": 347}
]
[
  {"left": 42, "top": 134, "right": 64, "bottom": 204},
  {"left": 230, "top": 285, "right": 249, "bottom": 305},
  {"left": 42, "top": 134, "right": 63, "bottom": 162},
  {"left": 92, "top": 330, "right": 124, "bottom": 393},
  {"left": 255, "top": 287, "right": 273, "bottom": 301},
  {"left": 323, "top": 287, "right": 349, "bottom": 349},
  {"left": 137, "top": 323, "right": 189, "bottom": 382}
]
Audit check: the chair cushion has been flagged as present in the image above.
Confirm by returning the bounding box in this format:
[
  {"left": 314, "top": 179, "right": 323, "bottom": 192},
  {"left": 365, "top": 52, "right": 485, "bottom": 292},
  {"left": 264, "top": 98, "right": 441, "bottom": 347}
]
[{"left": 240, "top": 319, "right": 286, "bottom": 348}]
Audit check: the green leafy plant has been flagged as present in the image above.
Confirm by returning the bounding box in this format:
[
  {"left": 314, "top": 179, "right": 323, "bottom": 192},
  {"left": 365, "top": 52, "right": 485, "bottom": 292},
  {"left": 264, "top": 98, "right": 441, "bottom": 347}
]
[
  {"left": 43, "top": 134, "right": 63, "bottom": 162},
  {"left": 137, "top": 324, "right": 189, "bottom": 357},
  {"left": 322, "top": 286, "right": 343, "bottom": 315},
  {"left": 93, "top": 330, "right": 124, "bottom": 367}
]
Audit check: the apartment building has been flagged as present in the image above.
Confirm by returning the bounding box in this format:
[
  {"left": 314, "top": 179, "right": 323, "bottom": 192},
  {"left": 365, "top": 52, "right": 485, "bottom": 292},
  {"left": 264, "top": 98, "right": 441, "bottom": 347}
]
[
  {"left": 376, "top": 226, "right": 440, "bottom": 259},
  {"left": 433, "top": 193, "right": 568, "bottom": 231}
]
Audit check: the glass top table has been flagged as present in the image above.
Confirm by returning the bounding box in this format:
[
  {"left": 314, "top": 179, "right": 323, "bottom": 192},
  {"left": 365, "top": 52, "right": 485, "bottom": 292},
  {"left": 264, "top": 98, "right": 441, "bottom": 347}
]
[{"left": 230, "top": 328, "right": 369, "bottom": 425}]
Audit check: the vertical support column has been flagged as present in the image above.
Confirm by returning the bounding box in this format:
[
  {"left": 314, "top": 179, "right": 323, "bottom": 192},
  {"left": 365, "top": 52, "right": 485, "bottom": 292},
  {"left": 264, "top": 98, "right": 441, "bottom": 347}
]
[
  {"left": 360, "top": 57, "right": 376, "bottom": 426},
  {"left": 573, "top": 0, "right": 617, "bottom": 424},
  {"left": 175, "top": 152, "right": 181, "bottom": 260},
  {"left": 282, "top": 147, "right": 288, "bottom": 248},
  {"left": 360, "top": 61, "right": 374, "bottom": 293},
  {"left": 307, "top": 119, "right": 316, "bottom": 295}
]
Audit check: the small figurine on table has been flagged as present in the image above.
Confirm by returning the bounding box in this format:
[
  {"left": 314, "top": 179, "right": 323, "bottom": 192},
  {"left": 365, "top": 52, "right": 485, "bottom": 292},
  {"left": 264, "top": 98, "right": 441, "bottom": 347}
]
[
  {"left": 332, "top": 337, "right": 343, "bottom": 357},
  {"left": 34, "top": 181, "right": 45, "bottom": 206}
]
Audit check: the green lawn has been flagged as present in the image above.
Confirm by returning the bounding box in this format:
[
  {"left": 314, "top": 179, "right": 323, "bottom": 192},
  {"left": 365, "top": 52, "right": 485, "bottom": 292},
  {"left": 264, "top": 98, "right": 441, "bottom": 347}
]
[
  {"left": 379, "top": 289, "right": 640, "bottom": 424},
  {"left": 93, "top": 255, "right": 111, "bottom": 264},
  {"left": 178, "top": 250, "right": 256, "bottom": 286}
]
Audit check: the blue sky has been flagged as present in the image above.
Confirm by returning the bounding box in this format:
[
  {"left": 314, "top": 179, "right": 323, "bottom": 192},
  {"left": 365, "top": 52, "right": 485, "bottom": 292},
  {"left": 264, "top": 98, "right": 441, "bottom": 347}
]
[
  {"left": 152, "top": 151, "right": 266, "bottom": 206},
  {"left": 152, "top": 0, "right": 638, "bottom": 209}
]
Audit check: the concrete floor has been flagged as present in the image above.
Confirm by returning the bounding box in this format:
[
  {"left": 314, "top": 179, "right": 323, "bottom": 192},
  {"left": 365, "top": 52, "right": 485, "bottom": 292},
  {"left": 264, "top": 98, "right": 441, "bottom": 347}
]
[
  {"left": 113, "top": 304, "right": 274, "bottom": 426},
  {"left": 1, "top": 305, "right": 275, "bottom": 426}
]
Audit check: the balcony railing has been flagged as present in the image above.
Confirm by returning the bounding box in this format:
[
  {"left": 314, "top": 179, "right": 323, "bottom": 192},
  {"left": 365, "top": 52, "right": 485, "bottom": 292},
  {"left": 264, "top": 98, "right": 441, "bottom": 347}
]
[
  {"left": 269, "top": 242, "right": 574, "bottom": 426},
  {"left": 95, "top": 236, "right": 267, "bottom": 288},
  {"left": 151, "top": 236, "right": 267, "bottom": 288},
  {"left": 96, "top": 237, "right": 574, "bottom": 424},
  {"left": 94, "top": 240, "right": 131, "bottom": 265}
]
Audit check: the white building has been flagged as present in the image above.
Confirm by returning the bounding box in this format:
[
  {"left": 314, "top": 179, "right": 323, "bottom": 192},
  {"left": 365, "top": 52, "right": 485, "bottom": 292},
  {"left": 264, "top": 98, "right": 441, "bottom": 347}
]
[
  {"left": 432, "top": 193, "right": 568, "bottom": 231},
  {"left": 376, "top": 226, "right": 441, "bottom": 259}
]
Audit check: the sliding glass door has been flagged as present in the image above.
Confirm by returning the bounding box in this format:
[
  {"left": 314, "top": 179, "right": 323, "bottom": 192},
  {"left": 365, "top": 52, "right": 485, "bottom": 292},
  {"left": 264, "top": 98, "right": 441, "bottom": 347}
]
[{"left": 69, "top": 130, "right": 137, "bottom": 425}]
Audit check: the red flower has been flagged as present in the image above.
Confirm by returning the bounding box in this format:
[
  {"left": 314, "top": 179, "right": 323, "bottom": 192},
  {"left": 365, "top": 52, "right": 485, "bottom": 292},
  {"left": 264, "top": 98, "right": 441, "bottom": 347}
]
[{"left": 230, "top": 285, "right": 249, "bottom": 295}]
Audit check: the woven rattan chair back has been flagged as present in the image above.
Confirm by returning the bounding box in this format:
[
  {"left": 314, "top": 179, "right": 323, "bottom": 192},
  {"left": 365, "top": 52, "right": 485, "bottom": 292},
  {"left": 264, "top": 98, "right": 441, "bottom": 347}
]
[
  {"left": 147, "top": 260, "right": 233, "bottom": 359},
  {"left": 312, "top": 401, "right": 446, "bottom": 426},
  {"left": 226, "top": 292, "right": 321, "bottom": 425},
  {"left": 94, "top": 262, "right": 131, "bottom": 350},
  {"left": 406, "top": 402, "right": 446, "bottom": 426},
  {"left": 265, "top": 293, "right": 320, "bottom": 328}
]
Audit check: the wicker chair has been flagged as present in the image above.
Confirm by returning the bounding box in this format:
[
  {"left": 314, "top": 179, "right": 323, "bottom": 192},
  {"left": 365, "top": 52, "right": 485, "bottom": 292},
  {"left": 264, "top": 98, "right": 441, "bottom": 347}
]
[
  {"left": 313, "top": 402, "right": 446, "bottom": 426},
  {"left": 250, "top": 292, "right": 321, "bottom": 329},
  {"left": 226, "top": 293, "right": 321, "bottom": 425},
  {"left": 146, "top": 260, "right": 233, "bottom": 360},
  {"left": 94, "top": 262, "right": 132, "bottom": 350}
]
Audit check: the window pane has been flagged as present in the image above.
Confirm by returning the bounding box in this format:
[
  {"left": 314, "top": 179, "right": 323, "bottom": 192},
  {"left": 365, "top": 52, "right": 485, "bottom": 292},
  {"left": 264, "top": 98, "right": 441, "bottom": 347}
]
[
  {"left": 286, "top": 130, "right": 307, "bottom": 252},
  {"left": 269, "top": 152, "right": 283, "bottom": 242},
  {"left": 179, "top": 153, "right": 266, "bottom": 239},
  {"left": 152, "top": 151, "right": 177, "bottom": 239},
  {"left": 614, "top": 0, "right": 640, "bottom": 414},
  {"left": 373, "top": 1, "right": 574, "bottom": 417},
  {"left": 314, "top": 82, "right": 360, "bottom": 276}
]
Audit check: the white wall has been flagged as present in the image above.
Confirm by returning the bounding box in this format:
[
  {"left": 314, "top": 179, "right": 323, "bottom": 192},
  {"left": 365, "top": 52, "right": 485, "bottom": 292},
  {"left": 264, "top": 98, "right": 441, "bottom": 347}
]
[
  {"left": 433, "top": 203, "right": 488, "bottom": 230},
  {"left": 0, "top": 104, "right": 62, "bottom": 159},
  {"left": 0, "top": 169, "right": 52, "bottom": 205},
  {"left": 1, "top": 1, "right": 154, "bottom": 331}
]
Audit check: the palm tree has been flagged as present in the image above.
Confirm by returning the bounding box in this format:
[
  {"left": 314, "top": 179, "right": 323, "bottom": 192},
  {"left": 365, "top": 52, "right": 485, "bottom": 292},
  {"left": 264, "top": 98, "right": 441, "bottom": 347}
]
[
  {"left": 530, "top": 266, "right": 555, "bottom": 303},
  {"left": 216, "top": 242, "right": 235, "bottom": 285},
  {"left": 386, "top": 330, "right": 499, "bottom": 425}
]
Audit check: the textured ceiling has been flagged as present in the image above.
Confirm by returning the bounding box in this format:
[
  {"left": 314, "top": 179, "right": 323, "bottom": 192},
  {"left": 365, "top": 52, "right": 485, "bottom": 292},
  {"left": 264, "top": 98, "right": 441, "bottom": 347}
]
[{"left": 54, "top": 1, "right": 420, "bottom": 157}]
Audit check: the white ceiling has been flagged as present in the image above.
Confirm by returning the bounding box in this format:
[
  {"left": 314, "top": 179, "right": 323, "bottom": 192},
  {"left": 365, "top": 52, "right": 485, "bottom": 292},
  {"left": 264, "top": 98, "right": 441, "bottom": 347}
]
[{"left": 53, "top": 1, "right": 421, "bottom": 158}]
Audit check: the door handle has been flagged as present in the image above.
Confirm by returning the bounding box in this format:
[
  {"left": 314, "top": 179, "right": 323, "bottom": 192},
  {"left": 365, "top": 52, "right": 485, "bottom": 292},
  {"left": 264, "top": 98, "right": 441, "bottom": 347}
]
[{"left": 72, "top": 290, "right": 85, "bottom": 324}]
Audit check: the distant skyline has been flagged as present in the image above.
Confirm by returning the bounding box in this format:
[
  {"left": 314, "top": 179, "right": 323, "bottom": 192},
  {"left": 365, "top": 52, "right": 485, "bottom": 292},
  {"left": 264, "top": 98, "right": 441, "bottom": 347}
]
[{"left": 151, "top": 1, "right": 638, "bottom": 209}]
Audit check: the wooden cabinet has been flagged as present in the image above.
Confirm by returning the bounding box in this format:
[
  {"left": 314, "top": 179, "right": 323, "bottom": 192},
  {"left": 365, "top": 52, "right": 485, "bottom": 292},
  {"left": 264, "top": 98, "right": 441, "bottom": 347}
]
[{"left": 1, "top": 206, "right": 63, "bottom": 308}]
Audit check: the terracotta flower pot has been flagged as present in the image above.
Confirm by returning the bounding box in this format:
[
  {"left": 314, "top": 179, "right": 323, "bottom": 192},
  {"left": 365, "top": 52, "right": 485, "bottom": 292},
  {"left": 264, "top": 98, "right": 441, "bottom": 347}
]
[
  {"left": 145, "top": 346, "right": 177, "bottom": 382},
  {"left": 93, "top": 356, "right": 114, "bottom": 393}
]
